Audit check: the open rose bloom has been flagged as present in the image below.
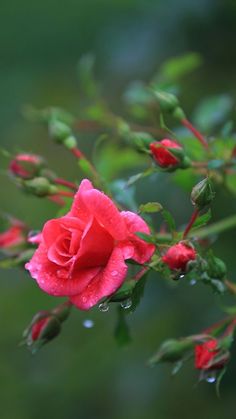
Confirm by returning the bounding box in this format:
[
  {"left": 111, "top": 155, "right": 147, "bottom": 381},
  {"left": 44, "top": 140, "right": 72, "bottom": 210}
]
[{"left": 26, "top": 179, "right": 155, "bottom": 310}]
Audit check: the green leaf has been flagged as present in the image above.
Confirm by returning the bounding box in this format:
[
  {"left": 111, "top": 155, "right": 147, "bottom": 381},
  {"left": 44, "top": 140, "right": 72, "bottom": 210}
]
[
  {"left": 114, "top": 307, "right": 131, "bottom": 347},
  {"left": 191, "top": 209, "right": 212, "bottom": 230},
  {"left": 193, "top": 95, "right": 234, "bottom": 132},
  {"left": 173, "top": 169, "right": 198, "bottom": 192},
  {"left": 161, "top": 209, "right": 176, "bottom": 233},
  {"left": 77, "top": 53, "right": 99, "bottom": 98},
  {"left": 126, "top": 272, "right": 149, "bottom": 313},
  {"left": 96, "top": 144, "right": 146, "bottom": 181},
  {"left": 110, "top": 180, "right": 137, "bottom": 211},
  {"left": 135, "top": 232, "right": 156, "bottom": 244},
  {"left": 159, "top": 53, "right": 202, "bottom": 82},
  {"left": 123, "top": 81, "right": 153, "bottom": 105},
  {"left": 126, "top": 168, "right": 155, "bottom": 187},
  {"left": 139, "top": 202, "right": 163, "bottom": 214},
  {"left": 220, "top": 305, "right": 236, "bottom": 315}
]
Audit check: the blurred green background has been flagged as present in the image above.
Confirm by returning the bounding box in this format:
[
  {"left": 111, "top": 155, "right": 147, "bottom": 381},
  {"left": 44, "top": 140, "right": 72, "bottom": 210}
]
[{"left": 1, "top": 0, "right": 236, "bottom": 418}]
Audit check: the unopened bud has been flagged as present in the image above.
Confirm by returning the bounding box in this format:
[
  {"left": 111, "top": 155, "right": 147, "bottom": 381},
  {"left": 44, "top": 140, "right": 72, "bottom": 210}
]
[
  {"left": 149, "top": 338, "right": 194, "bottom": 365},
  {"left": 22, "top": 302, "right": 72, "bottom": 353},
  {"left": 162, "top": 242, "right": 196, "bottom": 272},
  {"left": 206, "top": 254, "right": 227, "bottom": 280},
  {"left": 9, "top": 154, "right": 45, "bottom": 180},
  {"left": 128, "top": 132, "right": 154, "bottom": 152},
  {"left": 195, "top": 338, "right": 230, "bottom": 370},
  {"left": 49, "top": 119, "right": 72, "bottom": 143},
  {"left": 191, "top": 178, "right": 215, "bottom": 209},
  {"left": 150, "top": 139, "right": 190, "bottom": 171},
  {"left": 22, "top": 312, "right": 61, "bottom": 353},
  {"left": 153, "top": 90, "right": 179, "bottom": 113},
  {"left": 23, "top": 177, "right": 58, "bottom": 197}
]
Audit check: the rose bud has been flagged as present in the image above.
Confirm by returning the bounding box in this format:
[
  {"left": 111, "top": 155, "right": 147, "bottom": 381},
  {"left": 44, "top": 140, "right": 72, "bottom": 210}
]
[
  {"left": 9, "top": 153, "right": 45, "bottom": 180},
  {"left": 206, "top": 253, "right": 227, "bottom": 281},
  {"left": 26, "top": 179, "right": 155, "bottom": 310},
  {"left": 153, "top": 90, "right": 179, "bottom": 113},
  {"left": 149, "top": 337, "right": 194, "bottom": 366},
  {"left": 195, "top": 339, "right": 230, "bottom": 371},
  {"left": 191, "top": 178, "right": 215, "bottom": 210},
  {"left": 150, "top": 139, "right": 190, "bottom": 171},
  {"left": 48, "top": 119, "right": 72, "bottom": 143},
  {"left": 162, "top": 242, "right": 196, "bottom": 272},
  {"left": 22, "top": 312, "right": 61, "bottom": 353},
  {"left": 28, "top": 231, "right": 42, "bottom": 246},
  {"left": 129, "top": 132, "right": 154, "bottom": 153},
  {"left": 22, "top": 302, "right": 71, "bottom": 353},
  {"left": 0, "top": 218, "right": 27, "bottom": 253},
  {"left": 23, "top": 177, "right": 58, "bottom": 197}
]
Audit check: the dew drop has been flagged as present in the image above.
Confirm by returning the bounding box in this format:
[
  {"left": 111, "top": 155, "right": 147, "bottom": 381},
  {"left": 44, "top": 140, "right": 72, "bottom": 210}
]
[
  {"left": 120, "top": 298, "right": 132, "bottom": 310},
  {"left": 111, "top": 270, "right": 118, "bottom": 277},
  {"left": 83, "top": 319, "right": 94, "bottom": 329},
  {"left": 56, "top": 269, "right": 68, "bottom": 279},
  {"left": 203, "top": 371, "right": 217, "bottom": 384},
  {"left": 98, "top": 302, "right": 109, "bottom": 312},
  {"left": 206, "top": 375, "right": 216, "bottom": 384}
]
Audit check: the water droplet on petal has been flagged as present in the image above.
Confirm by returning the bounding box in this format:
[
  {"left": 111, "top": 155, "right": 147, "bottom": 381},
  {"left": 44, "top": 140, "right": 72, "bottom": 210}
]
[
  {"left": 203, "top": 371, "right": 217, "bottom": 384},
  {"left": 56, "top": 269, "right": 68, "bottom": 279},
  {"left": 111, "top": 270, "right": 118, "bottom": 277},
  {"left": 206, "top": 374, "right": 216, "bottom": 384},
  {"left": 120, "top": 298, "right": 132, "bottom": 310},
  {"left": 98, "top": 301, "right": 109, "bottom": 312},
  {"left": 83, "top": 319, "right": 94, "bottom": 329}
]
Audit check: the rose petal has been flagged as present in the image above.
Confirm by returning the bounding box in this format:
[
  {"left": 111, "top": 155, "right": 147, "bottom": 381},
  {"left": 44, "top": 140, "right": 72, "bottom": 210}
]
[
  {"left": 76, "top": 218, "right": 114, "bottom": 269},
  {"left": 70, "top": 247, "right": 128, "bottom": 310},
  {"left": 120, "top": 211, "right": 155, "bottom": 264},
  {"left": 68, "top": 179, "right": 93, "bottom": 220},
  {"left": 25, "top": 244, "right": 100, "bottom": 296},
  {"left": 81, "top": 189, "right": 127, "bottom": 240},
  {"left": 43, "top": 217, "right": 84, "bottom": 248}
]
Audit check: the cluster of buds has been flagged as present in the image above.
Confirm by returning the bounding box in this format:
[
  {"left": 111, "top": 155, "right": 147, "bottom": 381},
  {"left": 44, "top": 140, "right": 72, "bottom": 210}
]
[
  {"left": 21, "top": 301, "right": 72, "bottom": 353},
  {"left": 9, "top": 153, "right": 59, "bottom": 197},
  {"left": 8, "top": 153, "right": 76, "bottom": 202},
  {"left": 150, "top": 139, "right": 191, "bottom": 171},
  {"left": 149, "top": 317, "right": 235, "bottom": 386}
]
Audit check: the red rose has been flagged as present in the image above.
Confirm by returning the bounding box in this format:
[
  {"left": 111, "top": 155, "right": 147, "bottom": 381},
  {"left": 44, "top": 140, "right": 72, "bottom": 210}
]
[
  {"left": 31, "top": 317, "right": 52, "bottom": 341},
  {"left": 150, "top": 139, "right": 182, "bottom": 168},
  {"left": 162, "top": 242, "right": 196, "bottom": 271},
  {"left": 195, "top": 339, "right": 226, "bottom": 370},
  {"left": 9, "top": 153, "right": 44, "bottom": 179},
  {"left": 26, "top": 179, "right": 155, "bottom": 310},
  {"left": 0, "top": 218, "right": 27, "bottom": 250}
]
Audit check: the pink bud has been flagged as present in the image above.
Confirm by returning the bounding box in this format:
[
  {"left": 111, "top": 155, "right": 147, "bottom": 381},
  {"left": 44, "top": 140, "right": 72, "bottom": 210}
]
[
  {"left": 9, "top": 153, "right": 44, "bottom": 179},
  {"left": 195, "top": 339, "right": 229, "bottom": 370},
  {"left": 150, "top": 139, "right": 182, "bottom": 168},
  {"left": 0, "top": 218, "right": 27, "bottom": 250},
  {"left": 162, "top": 242, "right": 196, "bottom": 272}
]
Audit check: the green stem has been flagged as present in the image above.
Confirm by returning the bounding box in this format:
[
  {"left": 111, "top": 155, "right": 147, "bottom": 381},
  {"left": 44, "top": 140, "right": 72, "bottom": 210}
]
[{"left": 192, "top": 214, "right": 236, "bottom": 238}]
